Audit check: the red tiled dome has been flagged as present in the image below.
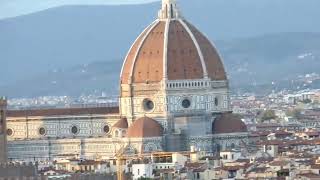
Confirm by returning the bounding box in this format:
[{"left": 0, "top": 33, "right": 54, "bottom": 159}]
[
  {"left": 212, "top": 113, "right": 248, "bottom": 134},
  {"left": 120, "top": 19, "right": 227, "bottom": 84},
  {"left": 127, "top": 117, "right": 163, "bottom": 138},
  {"left": 113, "top": 117, "right": 128, "bottom": 129}
]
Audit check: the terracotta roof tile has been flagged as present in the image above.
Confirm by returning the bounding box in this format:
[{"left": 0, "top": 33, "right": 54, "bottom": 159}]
[
  {"left": 132, "top": 21, "right": 165, "bottom": 83},
  {"left": 113, "top": 117, "right": 128, "bottom": 129},
  {"left": 127, "top": 117, "right": 163, "bottom": 138},
  {"left": 121, "top": 19, "right": 227, "bottom": 84},
  {"left": 167, "top": 20, "right": 203, "bottom": 80},
  {"left": 212, "top": 113, "right": 247, "bottom": 134},
  {"left": 185, "top": 20, "right": 227, "bottom": 81},
  {"left": 7, "top": 107, "right": 119, "bottom": 117}
]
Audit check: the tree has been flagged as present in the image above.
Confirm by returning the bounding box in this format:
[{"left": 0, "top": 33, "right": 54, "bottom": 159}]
[
  {"left": 301, "top": 99, "right": 312, "bottom": 104},
  {"left": 286, "top": 108, "right": 301, "bottom": 119},
  {"left": 261, "top": 110, "right": 277, "bottom": 121}
]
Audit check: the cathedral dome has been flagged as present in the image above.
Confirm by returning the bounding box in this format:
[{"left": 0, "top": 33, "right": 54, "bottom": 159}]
[
  {"left": 127, "top": 117, "right": 163, "bottom": 138},
  {"left": 212, "top": 113, "right": 248, "bottom": 134},
  {"left": 113, "top": 117, "right": 128, "bottom": 129},
  {"left": 120, "top": 0, "right": 227, "bottom": 84}
]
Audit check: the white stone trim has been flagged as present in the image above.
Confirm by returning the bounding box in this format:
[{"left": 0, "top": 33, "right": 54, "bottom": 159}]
[
  {"left": 166, "top": 80, "right": 228, "bottom": 90},
  {"left": 179, "top": 19, "right": 208, "bottom": 79},
  {"left": 129, "top": 20, "right": 160, "bottom": 84},
  {"left": 158, "top": 0, "right": 181, "bottom": 20},
  {"left": 163, "top": 19, "right": 170, "bottom": 81},
  {"left": 190, "top": 21, "right": 228, "bottom": 81},
  {"left": 120, "top": 21, "right": 158, "bottom": 79}
]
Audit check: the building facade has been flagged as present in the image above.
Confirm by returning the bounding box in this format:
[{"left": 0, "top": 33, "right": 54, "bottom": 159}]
[
  {"left": 0, "top": 97, "right": 7, "bottom": 162},
  {"left": 6, "top": 107, "right": 121, "bottom": 161},
  {"left": 6, "top": 0, "right": 249, "bottom": 161}
]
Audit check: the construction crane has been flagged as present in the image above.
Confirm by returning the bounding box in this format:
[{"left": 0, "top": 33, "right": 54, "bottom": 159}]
[{"left": 115, "top": 143, "right": 128, "bottom": 180}]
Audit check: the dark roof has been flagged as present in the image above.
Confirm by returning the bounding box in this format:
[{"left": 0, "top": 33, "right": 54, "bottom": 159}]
[
  {"left": 222, "top": 165, "right": 245, "bottom": 171},
  {"left": 7, "top": 107, "right": 119, "bottom": 117},
  {"left": 297, "top": 173, "right": 320, "bottom": 178},
  {"left": 269, "top": 160, "right": 290, "bottom": 167},
  {"left": 247, "top": 167, "right": 269, "bottom": 173}
]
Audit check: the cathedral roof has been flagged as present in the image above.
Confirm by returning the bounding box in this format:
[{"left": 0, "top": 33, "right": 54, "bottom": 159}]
[
  {"left": 120, "top": 0, "right": 226, "bottom": 85},
  {"left": 7, "top": 107, "right": 119, "bottom": 117},
  {"left": 113, "top": 117, "right": 128, "bottom": 129},
  {"left": 127, "top": 117, "right": 163, "bottom": 138},
  {"left": 212, "top": 113, "right": 248, "bottom": 134}
]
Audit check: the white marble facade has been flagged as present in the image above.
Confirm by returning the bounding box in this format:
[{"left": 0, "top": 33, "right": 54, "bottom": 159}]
[
  {"left": 6, "top": 114, "right": 118, "bottom": 161},
  {"left": 5, "top": 0, "right": 250, "bottom": 161},
  {"left": 6, "top": 113, "right": 165, "bottom": 161}
]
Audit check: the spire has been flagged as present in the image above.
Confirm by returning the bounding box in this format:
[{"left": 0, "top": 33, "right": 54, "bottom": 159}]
[{"left": 158, "top": 0, "right": 181, "bottom": 19}]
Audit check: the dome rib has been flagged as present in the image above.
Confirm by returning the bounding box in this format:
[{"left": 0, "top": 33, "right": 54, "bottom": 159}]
[
  {"left": 184, "top": 20, "right": 227, "bottom": 81},
  {"left": 166, "top": 20, "right": 204, "bottom": 80},
  {"left": 178, "top": 19, "right": 208, "bottom": 79},
  {"left": 120, "top": 14, "right": 228, "bottom": 84},
  {"left": 132, "top": 21, "right": 165, "bottom": 83},
  {"left": 121, "top": 20, "right": 156, "bottom": 84},
  {"left": 120, "top": 20, "right": 159, "bottom": 84},
  {"left": 163, "top": 19, "right": 171, "bottom": 80},
  {"left": 130, "top": 20, "right": 160, "bottom": 84}
]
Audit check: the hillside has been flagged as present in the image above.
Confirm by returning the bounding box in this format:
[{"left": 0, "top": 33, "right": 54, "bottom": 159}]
[
  {"left": 1, "top": 0, "right": 320, "bottom": 97},
  {"left": 1, "top": 32, "right": 320, "bottom": 97}
]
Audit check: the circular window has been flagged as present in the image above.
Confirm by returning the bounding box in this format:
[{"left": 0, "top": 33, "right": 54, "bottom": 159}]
[
  {"left": 182, "top": 99, "right": 191, "bottom": 109},
  {"left": 143, "top": 99, "right": 154, "bottom": 111},
  {"left": 6, "top": 129, "right": 13, "bottom": 136},
  {"left": 71, "top": 126, "right": 79, "bottom": 135},
  {"left": 215, "top": 97, "right": 219, "bottom": 106},
  {"left": 39, "top": 127, "right": 46, "bottom": 136},
  {"left": 103, "top": 125, "right": 110, "bottom": 134}
]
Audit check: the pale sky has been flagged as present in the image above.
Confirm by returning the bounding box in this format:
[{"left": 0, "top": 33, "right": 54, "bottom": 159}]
[{"left": 0, "top": 0, "right": 159, "bottom": 20}]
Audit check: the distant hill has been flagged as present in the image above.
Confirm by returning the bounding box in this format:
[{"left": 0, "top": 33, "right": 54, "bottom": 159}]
[
  {"left": 1, "top": 32, "right": 320, "bottom": 97},
  {"left": 1, "top": 0, "right": 320, "bottom": 97},
  {"left": 220, "top": 32, "right": 320, "bottom": 85}
]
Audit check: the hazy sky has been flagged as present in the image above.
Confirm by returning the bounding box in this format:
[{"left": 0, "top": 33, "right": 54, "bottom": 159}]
[{"left": 0, "top": 0, "right": 159, "bottom": 19}]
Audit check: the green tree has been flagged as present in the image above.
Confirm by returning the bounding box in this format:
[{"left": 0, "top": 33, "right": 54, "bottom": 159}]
[
  {"left": 286, "top": 108, "right": 301, "bottom": 119},
  {"left": 301, "top": 99, "right": 312, "bottom": 104},
  {"left": 261, "top": 110, "right": 277, "bottom": 121}
]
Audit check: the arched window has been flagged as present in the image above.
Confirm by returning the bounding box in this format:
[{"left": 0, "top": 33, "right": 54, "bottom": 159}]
[
  {"left": 122, "top": 130, "right": 126, "bottom": 137},
  {"left": 115, "top": 130, "right": 119, "bottom": 137},
  {"left": 215, "top": 97, "right": 219, "bottom": 106}
]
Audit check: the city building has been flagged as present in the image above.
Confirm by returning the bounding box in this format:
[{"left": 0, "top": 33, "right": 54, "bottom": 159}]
[
  {"left": 6, "top": 0, "right": 248, "bottom": 161},
  {"left": 0, "top": 97, "right": 7, "bottom": 162}
]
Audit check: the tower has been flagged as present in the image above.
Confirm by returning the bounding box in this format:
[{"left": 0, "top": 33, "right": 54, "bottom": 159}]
[{"left": 0, "top": 97, "right": 7, "bottom": 162}]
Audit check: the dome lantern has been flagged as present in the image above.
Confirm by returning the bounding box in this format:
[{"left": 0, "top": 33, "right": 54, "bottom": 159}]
[{"left": 158, "top": 0, "right": 181, "bottom": 19}]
